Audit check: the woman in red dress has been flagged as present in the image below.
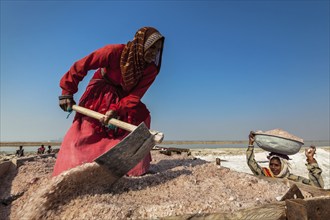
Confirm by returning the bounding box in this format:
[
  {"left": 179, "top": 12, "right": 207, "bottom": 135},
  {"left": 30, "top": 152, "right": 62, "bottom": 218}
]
[{"left": 53, "top": 27, "right": 165, "bottom": 176}]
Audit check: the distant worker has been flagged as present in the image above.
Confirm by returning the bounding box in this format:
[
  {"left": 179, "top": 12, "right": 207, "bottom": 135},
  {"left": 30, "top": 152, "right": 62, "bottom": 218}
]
[
  {"left": 37, "top": 144, "right": 45, "bottom": 154},
  {"left": 246, "top": 132, "right": 324, "bottom": 188},
  {"left": 16, "top": 146, "right": 24, "bottom": 157},
  {"left": 46, "top": 145, "right": 53, "bottom": 154}
]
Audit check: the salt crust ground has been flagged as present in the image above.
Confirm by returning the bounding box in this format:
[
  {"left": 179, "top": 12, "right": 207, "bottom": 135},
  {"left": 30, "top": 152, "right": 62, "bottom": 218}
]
[{"left": 1, "top": 149, "right": 321, "bottom": 220}]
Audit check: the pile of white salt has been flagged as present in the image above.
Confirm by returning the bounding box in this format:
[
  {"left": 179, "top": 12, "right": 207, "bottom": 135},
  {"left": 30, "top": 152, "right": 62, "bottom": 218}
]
[{"left": 2, "top": 152, "right": 297, "bottom": 220}]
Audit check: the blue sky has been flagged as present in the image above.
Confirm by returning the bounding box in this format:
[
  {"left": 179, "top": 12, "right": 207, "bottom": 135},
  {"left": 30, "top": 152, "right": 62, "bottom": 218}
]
[{"left": 1, "top": 0, "right": 329, "bottom": 142}]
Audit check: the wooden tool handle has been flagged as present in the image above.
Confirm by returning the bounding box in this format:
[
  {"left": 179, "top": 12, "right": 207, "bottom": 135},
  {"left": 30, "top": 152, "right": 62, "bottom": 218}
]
[
  {"left": 72, "top": 105, "right": 137, "bottom": 132},
  {"left": 72, "top": 105, "right": 164, "bottom": 143}
]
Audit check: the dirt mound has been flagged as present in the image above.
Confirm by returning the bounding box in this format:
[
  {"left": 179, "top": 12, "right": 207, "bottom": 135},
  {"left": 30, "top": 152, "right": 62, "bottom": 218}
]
[{"left": 2, "top": 152, "right": 292, "bottom": 219}]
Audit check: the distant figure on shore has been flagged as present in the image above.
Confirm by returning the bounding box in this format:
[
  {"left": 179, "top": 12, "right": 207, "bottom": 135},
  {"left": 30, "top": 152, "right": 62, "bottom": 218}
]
[
  {"left": 46, "top": 145, "right": 53, "bottom": 154},
  {"left": 246, "top": 132, "right": 324, "bottom": 188},
  {"left": 16, "top": 146, "right": 24, "bottom": 157},
  {"left": 37, "top": 144, "right": 45, "bottom": 154}
]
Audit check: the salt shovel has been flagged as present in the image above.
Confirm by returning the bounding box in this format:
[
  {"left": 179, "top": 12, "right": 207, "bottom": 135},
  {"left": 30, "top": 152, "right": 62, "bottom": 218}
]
[{"left": 72, "top": 105, "right": 164, "bottom": 177}]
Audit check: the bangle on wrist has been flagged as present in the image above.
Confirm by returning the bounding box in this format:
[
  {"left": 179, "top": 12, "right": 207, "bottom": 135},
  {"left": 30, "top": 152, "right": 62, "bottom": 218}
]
[{"left": 59, "top": 95, "right": 73, "bottom": 100}]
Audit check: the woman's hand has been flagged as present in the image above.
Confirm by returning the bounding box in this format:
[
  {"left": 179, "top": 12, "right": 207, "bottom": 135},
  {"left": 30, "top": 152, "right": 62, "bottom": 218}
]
[
  {"left": 249, "top": 131, "right": 255, "bottom": 146},
  {"left": 305, "top": 145, "right": 317, "bottom": 164},
  {"left": 59, "top": 95, "right": 76, "bottom": 112},
  {"left": 99, "top": 110, "right": 117, "bottom": 126}
]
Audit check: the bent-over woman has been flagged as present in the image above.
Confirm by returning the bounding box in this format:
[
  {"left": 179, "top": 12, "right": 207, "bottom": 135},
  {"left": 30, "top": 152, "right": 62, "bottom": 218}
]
[{"left": 53, "top": 27, "right": 165, "bottom": 177}]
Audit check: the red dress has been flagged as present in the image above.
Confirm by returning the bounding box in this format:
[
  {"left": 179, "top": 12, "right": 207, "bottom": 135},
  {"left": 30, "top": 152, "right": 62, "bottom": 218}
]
[{"left": 53, "top": 44, "right": 159, "bottom": 176}]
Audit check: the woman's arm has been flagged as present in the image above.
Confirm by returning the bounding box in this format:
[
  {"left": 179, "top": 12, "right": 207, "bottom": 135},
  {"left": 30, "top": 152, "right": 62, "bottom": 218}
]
[
  {"left": 60, "top": 45, "right": 121, "bottom": 95},
  {"left": 306, "top": 162, "right": 324, "bottom": 188},
  {"left": 246, "top": 132, "right": 264, "bottom": 176},
  {"left": 305, "top": 146, "right": 324, "bottom": 188},
  {"left": 287, "top": 146, "right": 324, "bottom": 188}
]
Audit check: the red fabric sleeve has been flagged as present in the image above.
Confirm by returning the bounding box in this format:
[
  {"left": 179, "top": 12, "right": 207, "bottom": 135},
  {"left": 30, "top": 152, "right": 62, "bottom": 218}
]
[
  {"left": 60, "top": 45, "right": 122, "bottom": 95},
  {"left": 110, "top": 64, "right": 159, "bottom": 112}
]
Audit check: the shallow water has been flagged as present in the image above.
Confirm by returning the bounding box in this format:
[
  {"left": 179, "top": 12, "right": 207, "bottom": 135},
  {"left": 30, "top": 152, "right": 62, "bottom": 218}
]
[
  {"left": 0, "top": 140, "right": 328, "bottom": 153},
  {"left": 0, "top": 145, "right": 61, "bottom": 153},
  {"left": 157, "top": 140, "right": 330, "bottom": 149}
]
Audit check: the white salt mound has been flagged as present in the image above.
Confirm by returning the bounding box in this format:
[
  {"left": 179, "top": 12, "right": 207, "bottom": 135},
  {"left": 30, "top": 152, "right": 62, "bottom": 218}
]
[
  {"left": 3, "top": 151, "right": 321, "bottom": 219},
  {"left": 18, "top": 162, "right": 118, "bottom": 220}
]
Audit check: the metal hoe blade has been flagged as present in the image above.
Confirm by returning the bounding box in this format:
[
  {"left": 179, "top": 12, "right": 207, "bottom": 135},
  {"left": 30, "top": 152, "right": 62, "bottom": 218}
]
[{"left": 94, "top": 122, "right": 156, "bottom": 177}]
